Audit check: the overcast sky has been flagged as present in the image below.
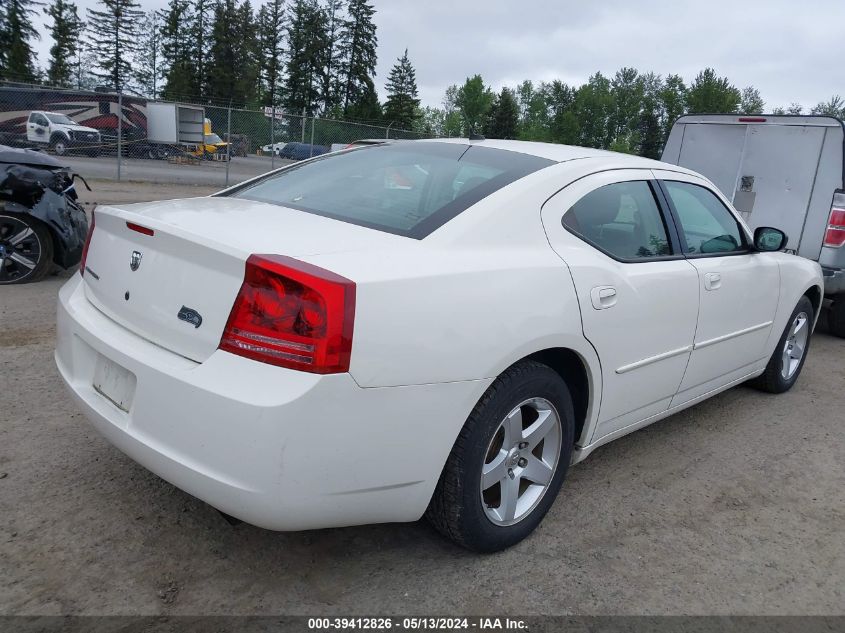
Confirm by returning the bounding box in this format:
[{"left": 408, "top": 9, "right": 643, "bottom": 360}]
[{"left": 31, "top": 0, "right": 845, "bottom": 110}]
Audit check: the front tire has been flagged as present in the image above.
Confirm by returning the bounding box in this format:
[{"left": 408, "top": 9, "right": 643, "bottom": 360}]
[
  {"left": 426, "top": 360, "right": 574, "bottom": 552},
  {"left": 0, "top": 213, "right": 54, "bottom": 284},
  {"left": 750, "top": 296, "right": 813, "bottom": 393}
]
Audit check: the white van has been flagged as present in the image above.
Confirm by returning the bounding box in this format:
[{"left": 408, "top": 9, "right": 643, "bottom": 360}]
[{"left": 662, "top": 114, "right": 845, "bottom": 336}]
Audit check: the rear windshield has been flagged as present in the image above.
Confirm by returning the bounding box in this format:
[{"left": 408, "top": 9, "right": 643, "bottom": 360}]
[{"left": 224, "top": 142, "right": 554, "bottom": 238}]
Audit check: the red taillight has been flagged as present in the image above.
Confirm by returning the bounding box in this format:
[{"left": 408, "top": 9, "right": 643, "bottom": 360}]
[
  {"left": 126, "top": 221, "right": 154, "bottom": 236},
  {"left": 219, "top": 254, "right": 356, "bottom": 373},
  {"left": 79, "top": 211, "right": 95, "bottom": 276},
  {"left": 824, "top": 209, "right": 845, "bottom": 247},
  {"left": 824, "top": 193, "right": 845, "bottom": 248}
]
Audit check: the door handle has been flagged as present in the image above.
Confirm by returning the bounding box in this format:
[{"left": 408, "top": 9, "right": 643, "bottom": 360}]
[
  {"left": 704, "top": 272, "right": 722, "bottom": 291},
  {"left": 590, "top": 286, "right": 617, "bottom": 310}
]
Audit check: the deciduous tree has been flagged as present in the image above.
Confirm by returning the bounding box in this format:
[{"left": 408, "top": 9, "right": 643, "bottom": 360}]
[
  {"left": 740, "top": 86, "right": 765, "bottom": 114},
  {"left": 135, "top": 10, "right": 163, "bottom": 98},
  {"left": 686, "top": 68, "right": 741, "bottom": 114},
  {"left": 811, "top": 95, "right": 844, "bottom": 118},
  {"left": 456, "top": 74, "right": 493, "bottom": 135}
]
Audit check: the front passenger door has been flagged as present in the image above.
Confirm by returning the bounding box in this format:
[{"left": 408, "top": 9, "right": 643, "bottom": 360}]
[
  {"left": 656, "top": 172, "right": 780, "bottom": 406},
  {"left": 542, "top": 171, "right": 700, "bottom": 441}
]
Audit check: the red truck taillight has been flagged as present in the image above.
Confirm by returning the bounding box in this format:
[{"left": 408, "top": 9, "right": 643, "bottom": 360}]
[
  {"left": 823, "top": 192, "right": 845, "bottom": 248},
  {"left": 219, "top": 254, "right": 356, "bottom": 373}
]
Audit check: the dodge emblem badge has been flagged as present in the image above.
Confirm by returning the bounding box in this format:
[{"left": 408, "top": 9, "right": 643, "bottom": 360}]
[{"left": 130, "top": 250, "right": 142, "bottom": 271}]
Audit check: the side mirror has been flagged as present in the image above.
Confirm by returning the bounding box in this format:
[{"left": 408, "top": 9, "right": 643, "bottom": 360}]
[{"left": 754, "top": 226, "right": 787, "bottom": 252}]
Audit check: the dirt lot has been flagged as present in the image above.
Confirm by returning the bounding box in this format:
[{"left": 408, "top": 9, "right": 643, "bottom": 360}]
[
  {"left": 1, "top": 182, "right": 844, "bottom": 615},
  {"left": 75, "top": 179, "right": 220, "bottom": 207}
]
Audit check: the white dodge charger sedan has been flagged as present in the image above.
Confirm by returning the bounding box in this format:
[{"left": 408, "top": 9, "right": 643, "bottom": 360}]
[{"left": 56, "top": 139, "right": 823, "bottom": 552}]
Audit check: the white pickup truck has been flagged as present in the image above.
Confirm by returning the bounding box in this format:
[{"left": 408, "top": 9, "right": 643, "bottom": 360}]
[{"left": 26, "top": 110, "right": 101, "bottom": 156}]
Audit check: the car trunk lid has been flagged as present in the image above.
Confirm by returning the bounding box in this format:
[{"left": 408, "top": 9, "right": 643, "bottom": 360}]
[{"left": 82, "top": 196, "right": 405, "bottom": 362}]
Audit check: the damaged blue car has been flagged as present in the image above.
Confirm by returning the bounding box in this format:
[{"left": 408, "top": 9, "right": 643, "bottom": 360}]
[{"left": 0, "top": 146, "right": 89, "bottom": 284}]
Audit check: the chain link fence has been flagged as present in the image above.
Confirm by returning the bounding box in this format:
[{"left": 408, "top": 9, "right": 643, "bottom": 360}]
[{"left": 0, "top": 81, "right": 427, "bottom": 188}]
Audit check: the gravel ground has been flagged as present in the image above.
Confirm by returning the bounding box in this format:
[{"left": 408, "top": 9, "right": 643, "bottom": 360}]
[{"left": 1, "top": 183, "right": 843, "bottom": 615}]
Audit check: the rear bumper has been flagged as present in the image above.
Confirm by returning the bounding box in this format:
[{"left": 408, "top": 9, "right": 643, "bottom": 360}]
[
  {"left": 56, "top": 274, "right": 491, "bottom": 530},
  {"left": 822, "top": 266, "right": 845, "bottom": 296}
]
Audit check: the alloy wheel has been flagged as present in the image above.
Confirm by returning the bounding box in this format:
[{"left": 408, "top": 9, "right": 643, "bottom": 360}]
[
  {"left": 0, "top": 216, "right": 42, "bottom": 283},
  {"left": 781, "top": 311, "right": 809, "bottom": 380},
  {"left": 480, "top": 397, "right": 562, "bottom": 526}
]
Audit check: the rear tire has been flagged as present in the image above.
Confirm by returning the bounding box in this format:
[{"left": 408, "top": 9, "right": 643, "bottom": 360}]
[
  {"left": 828, "top": 299, "right": 845, "bottom": 338},
  {"left": 0, "top": 213, "right": 54, "bottom": 284},
  {"left": 425, "top": 360, "right": 574, "bottom": 552},
  {"left": 750, "top": 296, "right": 813, "bottom": 393}
]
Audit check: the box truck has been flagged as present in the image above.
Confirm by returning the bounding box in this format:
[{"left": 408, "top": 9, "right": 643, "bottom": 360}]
[{"left": 662, "top": 114, "right": 845, "bottom": 336}]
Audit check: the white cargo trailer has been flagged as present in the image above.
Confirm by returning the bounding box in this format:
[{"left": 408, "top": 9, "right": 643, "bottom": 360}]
[
  {"left": 145, "top": 102, "right": 205, "bottom": 146},
  {"left": 662, "top": 114, "right": 845, "bottom": 336}
]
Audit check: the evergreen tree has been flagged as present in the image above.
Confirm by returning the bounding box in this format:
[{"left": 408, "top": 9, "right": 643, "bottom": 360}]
[
  {"left": 485, "top": 87, "right": 518, "bottom": 139},
  {"left": 686, "top": 68, "right": 741, "bottom": 114},
  {"left": 205, "top": 0, "right": 258, "bottom": 105},
  {"left": 191, "top": 0, "right": 211, "bottom": 97},
  {"left": 236, "top": 0, "right": 259, "bottom": 103},
  {"left": 338, "top": 0, "right": 376, "bottom": 115},
  {"left": 383, "top": 48, "right": 420, "bottom": 129},
  {"left": 135, "top": 10, "right": 162, "bottom": 98},
  {"left": 160, "top": 0, "right": 195, "bottom": 99},
  {"left": 0, "top": 0, "right": 41, "bottom": 82},
  {"left": 283, "top": 0, "right": 328, "bottom": 114},
  {"left": 86, "top": 0, "right": 144, "bottom": 90},
  {"left": 256, "top": 0, "right": 284, "bottom": 107},
  {"left": 44, "top": 0, "right": 83, "bottom": 86},
  {"left": 344, "top": 75, "right": 380, "bottom": 122},
  {"left": 319, "top": 0, "right": 344, "bottom": 114}
]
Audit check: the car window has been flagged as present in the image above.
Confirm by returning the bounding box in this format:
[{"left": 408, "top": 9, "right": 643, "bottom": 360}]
[
  {"left": 562, "top": 181, "right": 672, "bottom": 260},
  {"left": 663, "top": 181, "right": 746, "bottom": 255},
  {"left": 45, "top": 113, "right": 74, "bottom": 125},
  {"left": 227, "top": 143, "right": 554, "bottom": 238}
]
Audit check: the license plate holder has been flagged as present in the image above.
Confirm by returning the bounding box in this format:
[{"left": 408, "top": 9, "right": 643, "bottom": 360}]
[{"left": 92, "top": 355, "right": 136, "bottom": 413}]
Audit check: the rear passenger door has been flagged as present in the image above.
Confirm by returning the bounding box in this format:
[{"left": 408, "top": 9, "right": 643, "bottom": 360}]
[
  {"left": 655, "top": 171, "right": 780, "bottom": 407},
  {"left": 542, "top": 170, "right": 700, "bottom": 441}
]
